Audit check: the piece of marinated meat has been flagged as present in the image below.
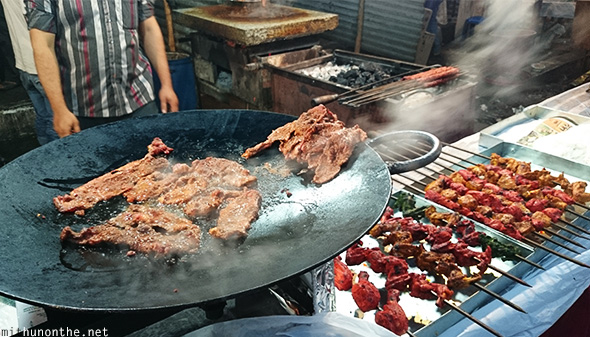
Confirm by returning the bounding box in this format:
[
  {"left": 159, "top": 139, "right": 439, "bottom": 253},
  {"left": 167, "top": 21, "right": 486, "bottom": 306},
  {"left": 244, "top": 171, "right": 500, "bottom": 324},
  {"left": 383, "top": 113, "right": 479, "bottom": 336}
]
[
  {"left": 147, "top": 137, "right": 174, "bottom": 156},
  {"left": 242, "top": 104, "right": 367, "bottom": 184},
  {"left": 184, "top": 189, "right": 228, "bottom": 218},
  {"left": 375, "top": 289, "right": 409, "bottom": 336},
  {"left": 334, "top": 256, "right": 353, "bottom": 291},
  {"left": 53, "top": 138, "right": 173, "bottom": 215},
  {"left": 158, "top": 157, "right": 258, "bottom": 212},
  {"left": 124, "top": 163, "right": 190, "bottom": 203},
  {"left": 351, "top": 271, "right": 380, "bottom": 312},
  {"left": 209, "top": 189, "right": 262, "bottom": 240},
  {"left": 60, "top": 204, "right": 201, "bottom": 257}
]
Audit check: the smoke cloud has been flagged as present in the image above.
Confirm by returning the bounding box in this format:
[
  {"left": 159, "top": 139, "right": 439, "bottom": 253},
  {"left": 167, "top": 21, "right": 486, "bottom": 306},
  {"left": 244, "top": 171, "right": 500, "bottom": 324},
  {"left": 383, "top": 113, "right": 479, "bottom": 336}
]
[{"left": 351, "top": 0, "right": 543, "bottom": 142}]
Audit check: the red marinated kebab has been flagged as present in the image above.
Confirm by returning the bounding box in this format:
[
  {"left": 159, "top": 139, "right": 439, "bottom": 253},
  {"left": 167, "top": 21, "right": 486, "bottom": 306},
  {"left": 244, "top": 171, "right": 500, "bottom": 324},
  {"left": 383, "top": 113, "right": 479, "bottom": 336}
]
[{"left": 424, "top": 153, "right": 590, "bottom": 241}]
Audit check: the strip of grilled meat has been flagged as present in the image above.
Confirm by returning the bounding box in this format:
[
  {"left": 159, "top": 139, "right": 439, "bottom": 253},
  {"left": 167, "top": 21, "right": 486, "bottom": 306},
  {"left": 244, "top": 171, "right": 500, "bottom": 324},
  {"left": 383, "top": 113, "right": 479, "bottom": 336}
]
[
  {"left": 241, "top": 104, "right": 367, "bottom": 184},
  {"left": 53, "top": 137, "right": 172, "bottom": 215},
  {"left": 60, "top": 204, "right": 201, "bottom": 258}
]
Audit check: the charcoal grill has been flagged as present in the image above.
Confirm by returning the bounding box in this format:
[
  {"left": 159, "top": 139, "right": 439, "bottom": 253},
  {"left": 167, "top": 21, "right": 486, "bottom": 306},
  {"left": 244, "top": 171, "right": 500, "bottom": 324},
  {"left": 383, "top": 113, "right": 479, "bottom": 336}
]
[{"left": 266, "top": 50, "right": 478, "bottom": 143}]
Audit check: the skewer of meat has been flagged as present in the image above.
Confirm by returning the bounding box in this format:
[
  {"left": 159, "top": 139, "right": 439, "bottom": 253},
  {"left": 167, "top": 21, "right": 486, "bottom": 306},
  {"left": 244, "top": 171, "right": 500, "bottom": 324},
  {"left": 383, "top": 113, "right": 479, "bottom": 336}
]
[
  {"left": 421, "top": 166, "right": 586, "bottom": 243},
  {"left": 344, "top": 241, "right": 502, "bottom": 336},
  {"left": 375, "top": 289, "right": 409, "bottom": 336},
  {"left": 388, "top": 144, "right": 590, "bottom": 237},
  {"left": 424, "top": 187, "right": 584, "bottom": 253},
  {"left": 342, "top": 242, "right": 452, "bottom": 335},
  {"left": 361, "top": 211, "right": 525, "bottom": 308},
  {"left": 369, "top": 215, "right": 526, "bottom": 311},
  {"left": 389, "top": 152, "right": 590, "bottom": 268},
  {"left": 373, "top": 195, "right": 534, "bottom": 286}
]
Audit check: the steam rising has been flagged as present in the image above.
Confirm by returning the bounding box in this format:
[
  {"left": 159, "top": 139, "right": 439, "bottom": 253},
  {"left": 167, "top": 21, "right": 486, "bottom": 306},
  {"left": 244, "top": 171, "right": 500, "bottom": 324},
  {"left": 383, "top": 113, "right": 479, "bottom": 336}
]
[
  {"left": 453, "top": 0, "right": 540, "bottom": 96},
  {"left": 351, "top": 0, "right": 542, "bottom": 141}
]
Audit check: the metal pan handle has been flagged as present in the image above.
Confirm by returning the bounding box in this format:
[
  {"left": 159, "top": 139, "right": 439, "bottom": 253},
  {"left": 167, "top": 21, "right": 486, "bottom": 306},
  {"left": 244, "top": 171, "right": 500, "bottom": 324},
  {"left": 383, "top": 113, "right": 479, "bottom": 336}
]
[{"left": 366, "top": 130, "right": 442, "bottom": 174}]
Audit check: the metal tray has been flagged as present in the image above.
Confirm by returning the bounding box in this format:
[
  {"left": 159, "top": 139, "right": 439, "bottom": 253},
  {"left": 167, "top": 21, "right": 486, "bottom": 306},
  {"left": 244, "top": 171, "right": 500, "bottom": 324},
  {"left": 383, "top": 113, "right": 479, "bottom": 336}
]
[
  {"left": 333, "top": 191, "right": 534, "bottom": 337},
  {"left": 481, "top": 105, "right": 590, "bottom": 142}
]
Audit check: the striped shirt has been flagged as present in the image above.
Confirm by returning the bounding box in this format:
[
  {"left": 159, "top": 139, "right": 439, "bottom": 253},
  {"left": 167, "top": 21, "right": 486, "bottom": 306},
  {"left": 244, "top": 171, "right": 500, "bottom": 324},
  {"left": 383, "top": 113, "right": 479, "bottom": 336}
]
[{"left": 26, "top": 0, "right": 155, "bottom": 118}]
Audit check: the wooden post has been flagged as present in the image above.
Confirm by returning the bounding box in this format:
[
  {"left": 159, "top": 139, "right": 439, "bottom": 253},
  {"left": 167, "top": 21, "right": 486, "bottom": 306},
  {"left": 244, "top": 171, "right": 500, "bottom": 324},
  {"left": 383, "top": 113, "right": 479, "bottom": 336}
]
[
  {"left": 163, "top": 0, "right": 176, "bottom": 52},
  {"left": 354, "top": 0, "right": 365, "bottom": 53}
]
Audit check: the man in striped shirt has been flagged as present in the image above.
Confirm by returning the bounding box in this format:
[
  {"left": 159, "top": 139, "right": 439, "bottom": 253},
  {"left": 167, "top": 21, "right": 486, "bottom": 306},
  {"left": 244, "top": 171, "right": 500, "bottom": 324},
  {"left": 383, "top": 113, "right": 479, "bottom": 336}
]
[{"left": 26, "top": 0, "right": 179, "bottom": 138}]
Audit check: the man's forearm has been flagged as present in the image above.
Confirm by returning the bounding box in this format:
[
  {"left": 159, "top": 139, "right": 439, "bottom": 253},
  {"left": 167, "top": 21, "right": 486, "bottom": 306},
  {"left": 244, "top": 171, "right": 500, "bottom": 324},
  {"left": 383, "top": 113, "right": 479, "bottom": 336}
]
[
  {"left": 29, "top": 28, "right": 70, "bottom": 115},
  {"left": 140, "top": 17, "right": 173, "bottom": 89},
  {"left": 30, "top": 28, "right": 80, "bottom": 137}
]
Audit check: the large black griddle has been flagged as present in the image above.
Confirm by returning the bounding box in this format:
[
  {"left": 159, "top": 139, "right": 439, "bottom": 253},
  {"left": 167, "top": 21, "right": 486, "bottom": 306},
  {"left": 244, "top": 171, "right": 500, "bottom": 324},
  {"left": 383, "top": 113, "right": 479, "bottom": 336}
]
[{"left": 0, "top": 109, "right": 392, "bottom": 312}]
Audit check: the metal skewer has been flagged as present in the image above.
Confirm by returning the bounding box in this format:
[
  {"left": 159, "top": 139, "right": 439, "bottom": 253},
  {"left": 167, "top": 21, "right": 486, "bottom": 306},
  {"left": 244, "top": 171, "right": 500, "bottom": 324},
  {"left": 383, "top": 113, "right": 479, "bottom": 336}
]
[
  {"left": 473, "top": 258, "right": 531, "bottom": 288},
  {"left": 431, "top": 291, "right": 503, "bottom": 337},
  {"left": 521, "top": 237, "right": 590, "bottom": 269},
  {"left": 440, "top": 142, "right": 490, "bottom": 160},
  {"left": 547, "top": 221, "right": 590, "bottom": 240},
  {"left": 540, "top": 228, "right": 587, "bottom": 248},
  {"left": 514, "top": 253, "right": 545, "bottom": 270},
  {"left": 529, "top": 232, "right": 581, "bottom": 254},
  {"left": 343, "top": 80, "right": 424, "bottom": 106},
  {"left": 472, "top": 283, "right": 526, "bottom": 313},
  {"left": 564, "top": 208, "right": 590, "bottom": 222},
  {"left": 558, "top": 216, "right": 590, "bottom": 236},
  {"left": 574, "top": 201, "right": 590, "bottom": 211}
]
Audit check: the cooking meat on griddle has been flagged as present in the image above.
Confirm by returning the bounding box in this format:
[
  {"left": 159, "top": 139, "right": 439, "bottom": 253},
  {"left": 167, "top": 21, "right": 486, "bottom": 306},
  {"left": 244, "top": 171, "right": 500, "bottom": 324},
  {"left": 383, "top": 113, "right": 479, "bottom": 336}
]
[
  {"left": 155, "top": 157, "right": 258, "bottom": 217},
  {"left": 209, "top": 189, "right": 262, "bottom": 240},
  {"left": 241, "top": 104, "right": 367, "bottom": 184},
  {"left": 53, "top": 137, "right": 173, "bottom": 215},
  {"left": 60, "top": 204, "right": 201, "bottom": 257},
  {"left": 55, "top": 137, "right": 263, "bottom": 257}
]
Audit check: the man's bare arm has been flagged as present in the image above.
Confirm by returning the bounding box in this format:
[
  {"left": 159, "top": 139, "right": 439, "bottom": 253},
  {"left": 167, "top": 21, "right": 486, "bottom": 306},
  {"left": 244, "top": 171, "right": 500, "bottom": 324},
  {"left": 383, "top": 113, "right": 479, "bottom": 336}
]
[
  {"left": 29, "top": 28, "right": 80, "bottom": 137},
  {"left": 139, "top": 16, "right": 179, "bottom": 113}
]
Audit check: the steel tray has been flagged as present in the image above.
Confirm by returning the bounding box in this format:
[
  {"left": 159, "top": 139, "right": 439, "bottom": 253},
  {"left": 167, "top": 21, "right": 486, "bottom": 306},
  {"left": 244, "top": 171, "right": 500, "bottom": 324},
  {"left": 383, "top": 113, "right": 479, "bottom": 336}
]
[{"left": 481, "top": 105, "right": 590, "bottom": 144}]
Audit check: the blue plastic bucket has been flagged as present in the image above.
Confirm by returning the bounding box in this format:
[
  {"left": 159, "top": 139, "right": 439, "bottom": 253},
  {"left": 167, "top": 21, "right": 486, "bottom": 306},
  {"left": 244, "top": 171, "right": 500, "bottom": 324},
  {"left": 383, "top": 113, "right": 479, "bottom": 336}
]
[{"left": 153, "top": 52, "right": 198, "bottom": 111}]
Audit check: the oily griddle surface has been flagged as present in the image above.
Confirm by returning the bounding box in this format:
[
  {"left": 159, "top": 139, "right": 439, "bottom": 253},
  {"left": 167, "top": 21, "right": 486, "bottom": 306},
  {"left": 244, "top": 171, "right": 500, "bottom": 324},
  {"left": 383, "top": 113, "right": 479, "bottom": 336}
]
[{"left": 0, "top": 110, "right": 391, "bottom": 312}]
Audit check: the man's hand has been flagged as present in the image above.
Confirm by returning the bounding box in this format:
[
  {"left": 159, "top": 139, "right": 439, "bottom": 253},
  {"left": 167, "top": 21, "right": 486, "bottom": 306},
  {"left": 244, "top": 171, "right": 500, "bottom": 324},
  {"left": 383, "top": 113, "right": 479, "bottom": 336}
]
[
  {"left": 159, "top": 86, "right": 179, "bottom": 113},
  {"left": 53, "top": 109, "right": 81, "bottom": 137}
]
